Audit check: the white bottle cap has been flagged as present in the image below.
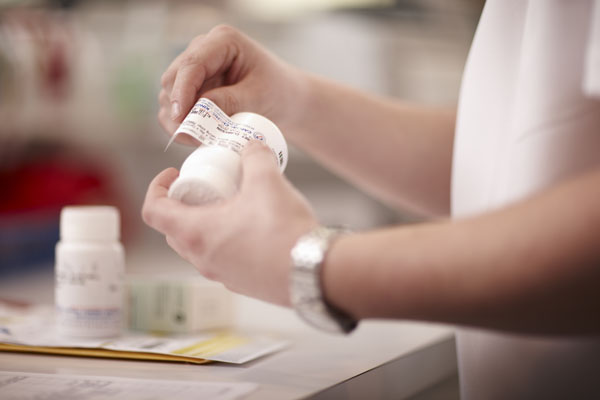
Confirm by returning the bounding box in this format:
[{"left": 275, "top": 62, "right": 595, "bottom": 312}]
[
  {"left": 60, "top": 206, "right": 120, "bottom": 242},
  {"left": 230, "top": 111, "right": 288, "bottom": 171},
  {"left": 168, "top": 146, "right": 241, "bottom": 205}
]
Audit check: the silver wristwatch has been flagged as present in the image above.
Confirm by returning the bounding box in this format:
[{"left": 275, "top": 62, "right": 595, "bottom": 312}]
[{"left": 290, "top": 226, "right": 357, "bottom": 334}]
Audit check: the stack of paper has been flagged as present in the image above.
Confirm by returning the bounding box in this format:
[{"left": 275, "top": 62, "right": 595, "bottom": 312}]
[{"left": 0, "top": 302, "right": 287, "bottom": 364}]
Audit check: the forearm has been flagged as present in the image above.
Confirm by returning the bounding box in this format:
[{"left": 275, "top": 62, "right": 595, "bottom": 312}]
[
  {"left": 323, "top": 168, "right": 600, "bottom": 335},
  {"left": 287, "top": 73, "right": 456, "bottom": 216},
  {"left": 159, "top": 25, "right": 454, "bottom": 216}
]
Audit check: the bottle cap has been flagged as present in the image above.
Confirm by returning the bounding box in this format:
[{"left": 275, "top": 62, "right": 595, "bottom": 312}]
[
  {"left": 231, "top": 111, "right": 288, "bottom": 171},
  {"left": 168, "top": 146, "right": 241, "bottom": 206},
  {"left": 60, "top": 206, "right": 120, "bottom": 242},
  {"left": 168, "top": 166, "right": 238, "bottom": 205}
]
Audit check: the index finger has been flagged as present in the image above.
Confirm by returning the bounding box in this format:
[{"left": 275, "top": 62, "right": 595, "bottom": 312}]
[
  {"left": 142, "top": 168, "right": 190, "bottom": 235},
  {"left": 169, "top": 25, "right": 242, "bottom": 121},
  {"left": 146, "top": 167, "right": 179, "bottom": 199},
  {"left": 160, "top": 34, "right": 206, "bottom": 93}
]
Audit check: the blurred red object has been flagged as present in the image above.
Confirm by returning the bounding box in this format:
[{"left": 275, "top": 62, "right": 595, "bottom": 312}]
[
  {"left": 0, "top": 150, "right": 111, "bottom": 215},
  {"left": 0, "top": 140, "right": 127, "bottom": 273}
]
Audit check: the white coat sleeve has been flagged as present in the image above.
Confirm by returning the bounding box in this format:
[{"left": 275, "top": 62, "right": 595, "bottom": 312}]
[{"left": 584, "top": 0, "right": 600, "bottom": 97}]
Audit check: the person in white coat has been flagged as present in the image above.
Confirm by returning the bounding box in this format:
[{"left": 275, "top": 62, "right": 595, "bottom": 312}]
[{"left": 143, "top": 1, "right": 600, "bottom": 398}]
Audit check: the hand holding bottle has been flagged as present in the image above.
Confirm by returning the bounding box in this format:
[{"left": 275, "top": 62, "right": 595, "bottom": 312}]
[{"left": 142, "top": 141, "right": 317, "bottom": 306}]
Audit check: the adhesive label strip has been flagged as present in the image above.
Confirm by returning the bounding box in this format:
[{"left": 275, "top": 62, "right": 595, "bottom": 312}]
[{"left": 165, "top": 98, "right": 287, "bottom": 170}]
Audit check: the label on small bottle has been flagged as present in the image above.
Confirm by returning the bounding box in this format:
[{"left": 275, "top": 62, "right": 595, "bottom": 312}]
[
  {"left": 167, "top": 98, "right": 287, "bottom": 171},
  {"left": 55, "top": 247, "right": 124, "bottom": 338}
]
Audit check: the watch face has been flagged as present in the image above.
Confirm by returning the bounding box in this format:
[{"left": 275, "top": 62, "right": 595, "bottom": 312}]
[{"left": 291, "top": 237, "right": 325, "bottom": 269}]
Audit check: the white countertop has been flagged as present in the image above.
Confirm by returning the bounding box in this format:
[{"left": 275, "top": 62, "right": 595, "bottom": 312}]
[{"left": 0, "top": 249, "right": 457, "bottom": 399}]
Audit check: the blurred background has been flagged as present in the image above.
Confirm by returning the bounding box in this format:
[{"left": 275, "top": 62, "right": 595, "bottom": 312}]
[{"left": 0, "top": 0, "right": 483, "bottom": 277}]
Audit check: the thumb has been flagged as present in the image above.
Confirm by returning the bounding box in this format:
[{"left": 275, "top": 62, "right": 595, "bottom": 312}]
[{"left": 240, "top": 141, "right": 281, "bottom": 192}]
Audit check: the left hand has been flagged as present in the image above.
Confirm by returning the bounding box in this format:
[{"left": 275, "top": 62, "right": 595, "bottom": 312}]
[{"left": 142, "top": 141, "right": 318, "bottom": 306}]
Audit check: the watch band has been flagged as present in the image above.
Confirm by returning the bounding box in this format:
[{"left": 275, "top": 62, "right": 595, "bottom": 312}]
[{"left": 290, "top": 226, "right": 357, "bottom": 334}]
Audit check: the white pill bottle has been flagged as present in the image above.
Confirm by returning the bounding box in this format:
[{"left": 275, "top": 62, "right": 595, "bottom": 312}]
[
  {"left": 168, "top": 103, "right": 288, "bottom": 205},
  {"left": 55, "top": 206, "right": 125, "bottom": 338}
]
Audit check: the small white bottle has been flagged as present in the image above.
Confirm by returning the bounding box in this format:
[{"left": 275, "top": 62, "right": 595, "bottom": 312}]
[
  {"left": 168, "top": 111, "right": 288, "bottom": 205},
  {"left": 55, "top": 206, "right": 125, "bottom": 338}
]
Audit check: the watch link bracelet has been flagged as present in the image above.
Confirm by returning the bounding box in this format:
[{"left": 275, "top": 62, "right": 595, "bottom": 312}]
[{"left": 290, "top": 226, "right": 357, "bottom": 334}]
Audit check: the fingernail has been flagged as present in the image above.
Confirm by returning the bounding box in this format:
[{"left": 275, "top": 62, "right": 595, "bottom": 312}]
[{"left": 171, "top": 101, "right": 181, "bottom": 120}]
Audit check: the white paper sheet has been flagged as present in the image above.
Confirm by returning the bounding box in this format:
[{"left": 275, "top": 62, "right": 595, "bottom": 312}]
[
  {"left": 0, "top": 302, "right": 288, "bottom": 364},
  {"left": 0, "top": 371, "right": 257, "bottom": 400}
]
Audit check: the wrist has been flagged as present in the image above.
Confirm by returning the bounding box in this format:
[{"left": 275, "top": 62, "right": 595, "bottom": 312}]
[
  {"left": 277, "top": 69, "right": 318, "bottom": 139},
  {"left": 319, "top": 232, "right": 355, "bottom": 319}
]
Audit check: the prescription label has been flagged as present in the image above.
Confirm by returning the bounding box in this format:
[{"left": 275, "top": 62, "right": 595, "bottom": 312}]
[{"left": 167, "top": 98, "right": 288, "bottom": 171}]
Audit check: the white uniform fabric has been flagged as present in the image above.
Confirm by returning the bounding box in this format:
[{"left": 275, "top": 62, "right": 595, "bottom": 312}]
[{"left": 452, "top": 1, "right": 600, "bottom": 399}]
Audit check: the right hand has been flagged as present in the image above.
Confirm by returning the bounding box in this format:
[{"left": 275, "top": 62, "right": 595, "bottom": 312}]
[
  {"left": 158, "top": 25, "right": 307, "bottom": 143},
  {"left": 142, "top": 141, "right": 319, "bottom": 306}
]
